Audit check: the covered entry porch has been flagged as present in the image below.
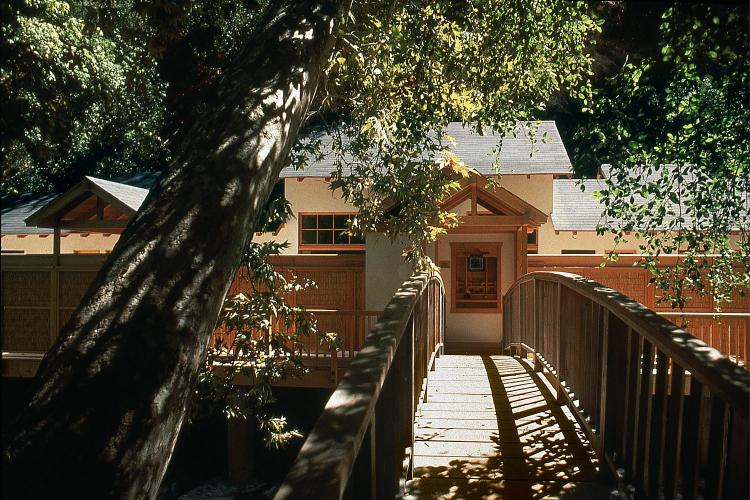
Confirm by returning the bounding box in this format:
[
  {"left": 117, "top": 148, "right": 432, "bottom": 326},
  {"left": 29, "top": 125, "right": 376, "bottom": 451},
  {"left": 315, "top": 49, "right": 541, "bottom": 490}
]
[{"left": 430, "top": 175, "right": 547, "bottom": 352}]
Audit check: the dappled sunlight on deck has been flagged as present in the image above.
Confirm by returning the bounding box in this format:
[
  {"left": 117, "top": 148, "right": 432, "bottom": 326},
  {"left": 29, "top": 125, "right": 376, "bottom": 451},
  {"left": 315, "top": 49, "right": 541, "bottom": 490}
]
[{"left": 406, "top": 355, "right": 617, "bottom": 499}]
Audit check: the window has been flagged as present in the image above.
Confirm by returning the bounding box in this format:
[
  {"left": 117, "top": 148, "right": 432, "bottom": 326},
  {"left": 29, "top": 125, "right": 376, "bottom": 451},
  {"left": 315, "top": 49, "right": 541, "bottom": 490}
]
[
  {"left": 527, "top": 228, "right": 538, "bottom": 254},
  {"left": 450, "top": 243, "right": 502, "bottom": 313},
  {"left": 299, "top": 213, "right": 365, "bottom": 251}
]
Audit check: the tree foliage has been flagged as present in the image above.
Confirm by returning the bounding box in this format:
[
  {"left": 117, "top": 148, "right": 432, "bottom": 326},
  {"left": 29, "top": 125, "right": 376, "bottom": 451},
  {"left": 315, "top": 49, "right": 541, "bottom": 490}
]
[
  {"left": 1, "top": 0, "right": 169, "bottom": 194},
  {"left": 193, "top": 199, "right": 332, "bottom": 448},
  {"left": 317, "top": 0, "right": 600, "bottom": 268},
  {"left": 573, "top": 5, "right": 749, "bottom": 309}
]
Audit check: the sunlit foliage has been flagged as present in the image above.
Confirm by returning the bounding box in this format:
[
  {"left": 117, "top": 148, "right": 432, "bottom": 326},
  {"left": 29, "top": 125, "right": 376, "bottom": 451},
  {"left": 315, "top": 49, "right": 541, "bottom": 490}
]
[
  {"left": 574, "top": 5, "right": 749, "bottom": 309},
  {"left": 319, "top": 0, "right": 600, "bottom": 268}
]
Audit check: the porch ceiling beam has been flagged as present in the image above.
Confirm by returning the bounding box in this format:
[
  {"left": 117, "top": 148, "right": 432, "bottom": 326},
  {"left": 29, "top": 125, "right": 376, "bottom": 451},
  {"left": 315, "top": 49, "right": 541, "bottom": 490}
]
[
  {"left": 459, "top": 214, "right": 530, "bottom": 226},
  {"left": 58, "top": 220, "right": 129, "bottom": 229},
  {"left": 448, "top": 226, "right": 522, "bottom": 234}
]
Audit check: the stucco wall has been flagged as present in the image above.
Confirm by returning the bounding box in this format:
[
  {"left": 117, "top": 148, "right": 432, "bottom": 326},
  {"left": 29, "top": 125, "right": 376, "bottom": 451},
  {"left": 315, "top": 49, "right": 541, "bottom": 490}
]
[
  {"left": 4, "top": 176, "right": 684, "bottom": 257},
  {"left": 1, "top": 233, "right": 118, "bottom": 254},
  {"left": 364, "top": 232, "right": 413, "bottom": 311},
  {"left": 253, "top": 178, "right": 358, "bottom": 252},
  {"left": 498, "top": 174, "right": 554, "bottom": 214}
]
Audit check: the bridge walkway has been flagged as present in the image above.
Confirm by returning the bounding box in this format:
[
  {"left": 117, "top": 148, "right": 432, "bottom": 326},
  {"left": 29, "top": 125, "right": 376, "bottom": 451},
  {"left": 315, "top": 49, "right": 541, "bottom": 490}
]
[{"left": 406, "top": 354, "right": 617, "bottom": 499}]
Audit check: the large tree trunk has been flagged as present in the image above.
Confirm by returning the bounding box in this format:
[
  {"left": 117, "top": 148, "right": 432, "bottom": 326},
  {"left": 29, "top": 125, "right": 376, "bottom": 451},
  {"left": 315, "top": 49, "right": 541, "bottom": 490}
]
[{"left": 3, "top": 2, "right": 343, "bottom": 498}]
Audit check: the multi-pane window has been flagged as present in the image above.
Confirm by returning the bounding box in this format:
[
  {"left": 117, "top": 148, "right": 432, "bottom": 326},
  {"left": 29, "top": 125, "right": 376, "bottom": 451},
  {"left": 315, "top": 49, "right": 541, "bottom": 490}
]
[{"left": 299, "top": 213, "right": 365, "bottom": 250}]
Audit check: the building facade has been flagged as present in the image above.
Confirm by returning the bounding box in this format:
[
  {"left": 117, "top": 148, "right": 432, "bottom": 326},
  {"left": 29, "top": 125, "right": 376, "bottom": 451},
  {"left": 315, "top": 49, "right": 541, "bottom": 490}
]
[{"left": 2, "top": 121, "right": 746, "bottom": 374}]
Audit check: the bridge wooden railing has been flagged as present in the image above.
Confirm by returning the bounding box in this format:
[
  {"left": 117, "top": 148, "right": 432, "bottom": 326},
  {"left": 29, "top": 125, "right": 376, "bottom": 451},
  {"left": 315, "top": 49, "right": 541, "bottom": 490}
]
[
  {"left": 503, "top": 271, "right": 750, "bottom": 500},
  {"left": 210, "top": 309, "right": 380, "bottom": 385},
  {"left": 657, "top": 311, "right": 748, "bottom": 369},
  {"left": 274, "top": 273, "right": 445, "bottom": 499}
]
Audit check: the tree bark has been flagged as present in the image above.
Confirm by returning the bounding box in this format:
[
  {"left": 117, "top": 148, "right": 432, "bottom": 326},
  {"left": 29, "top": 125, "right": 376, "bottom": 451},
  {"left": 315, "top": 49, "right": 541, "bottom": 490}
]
[{"left": 3, "top": 1, "right": 344, "bottom": 498}]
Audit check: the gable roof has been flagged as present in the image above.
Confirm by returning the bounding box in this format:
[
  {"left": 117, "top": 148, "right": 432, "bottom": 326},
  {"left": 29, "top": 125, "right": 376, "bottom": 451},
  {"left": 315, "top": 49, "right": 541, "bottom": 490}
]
[
  {"left": 279, "top": 121, "right": 572, "bottom": 178},
  {"left": 85, "top": 177, "right": 149, "bottom": 212},
  {"left": 442, "top": 178, "right": 548, "bottom": 225},
  {"left": 25, "top": 176, "right": 149, "bottom": 228},
  {"left": 2, "top": 172, "right": 159, "bottom": 235}
]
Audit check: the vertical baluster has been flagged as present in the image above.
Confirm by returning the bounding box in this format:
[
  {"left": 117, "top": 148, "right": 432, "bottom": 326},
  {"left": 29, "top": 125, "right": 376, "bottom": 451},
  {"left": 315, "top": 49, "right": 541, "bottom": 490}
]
[
  {"left": 633, "top": 340, "right": 654, "bottom": 495},
  {"left": 623, "top": 332, "right": 642, "bottom": 483},
  {"left": 598, "top": 309, "right": 611, "bottom": 459},
  {"left": 744, "top": 318, "right": 749, "bottom": 367},
  {"left": 725, "top": 409, "right": 749, "bottom": 500},
  {"left": 662, "top": 364, "right": 685, "bottom": 500},
  {"left": 602, "top": 316, "right": 628, "bottom": 470},
  {"left": 647, "top": 350, "right": 668, "bottom": 498},
  {"left": 681, "top": 379, "right": 708, "bottom": 500},
  {"left": 705, "top": 397, "right": 729, "bottom": 499},
  {"left": 347, "top": 413, "right": 376, "bottom": 499}
]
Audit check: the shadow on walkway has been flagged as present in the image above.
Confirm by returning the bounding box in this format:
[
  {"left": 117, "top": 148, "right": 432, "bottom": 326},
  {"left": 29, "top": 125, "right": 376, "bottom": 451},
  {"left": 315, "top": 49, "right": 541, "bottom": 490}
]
[{"left": 406, "top": 355, "right": 618, "bottom": 499}]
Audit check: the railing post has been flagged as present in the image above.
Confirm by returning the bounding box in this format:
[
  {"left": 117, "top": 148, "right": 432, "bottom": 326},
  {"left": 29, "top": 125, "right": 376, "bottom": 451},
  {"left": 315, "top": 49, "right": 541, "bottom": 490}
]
[
  {"left": 598, "top": 308, "right": 610, "bottom": 458},
  {"left": 369, "top": 415, "right": 377, "bottom": 500},
  {"left": 533, "top": 279, "right": 543, "bottom": 372},
  {"left": 408, "top": 312, "right": 415, "bottom": 479},
  {"left": 348, "top": 414, "right": 377, "bottom": 499},
  {"left": 555, "top": 283, "right": 566, "bottom": 404},
  {"left": 330, "top": 343, "right": 338, "bottom": 386}
]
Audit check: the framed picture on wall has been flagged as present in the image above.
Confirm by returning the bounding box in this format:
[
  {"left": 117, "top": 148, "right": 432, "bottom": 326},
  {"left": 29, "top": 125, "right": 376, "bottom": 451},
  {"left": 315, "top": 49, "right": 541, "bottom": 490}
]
[{"left": 468, "top": 254, "right": 485, "bottom": 271}]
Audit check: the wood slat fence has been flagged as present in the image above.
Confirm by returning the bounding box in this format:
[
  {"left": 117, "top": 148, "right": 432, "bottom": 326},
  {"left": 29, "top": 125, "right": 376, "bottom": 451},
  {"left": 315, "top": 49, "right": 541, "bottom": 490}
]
[
  {"left": 1, "top": 254, "right": 371, "bottom": 382},
  {"left": 657, "top": 312, "right": 748, "bottom": 368},
  {"left": 529, "top": 256, "right": 750, "bottom": 370},
  {"left": 275, "top": 273, "right": 445, "bottom": 499},
  {"left": 503, "top": 271, "right": 750, "bottom": 500}
]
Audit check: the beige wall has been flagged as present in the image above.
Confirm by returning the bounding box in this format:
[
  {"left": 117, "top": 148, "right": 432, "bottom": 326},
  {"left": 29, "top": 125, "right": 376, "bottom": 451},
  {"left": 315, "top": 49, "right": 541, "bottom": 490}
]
[
  {"left": 1, "top": 233, "right": 118, "bottom": 254},
  {"left": 364, "top": 233, "right": 414, "bottom": 311},
  {"left": 498, "top": 174, "right": 553, "bottom": 214},
  {"left": 2, "top": 175, "right": 659, "bottom": 257},
  {"left": 539, "top": 230, "right": 623, "bottom": 254},
  {"left": 253, "top": 178, "right": 358, "bottom": 252},
  {"left": 431, "top": 232, "right": 516, "bottom": 345}
]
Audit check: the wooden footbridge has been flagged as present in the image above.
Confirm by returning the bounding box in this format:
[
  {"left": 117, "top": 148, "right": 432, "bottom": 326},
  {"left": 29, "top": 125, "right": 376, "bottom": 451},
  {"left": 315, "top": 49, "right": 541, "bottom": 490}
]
[{"left": 275, "top": 273, "right": 750, "bottom": 499}]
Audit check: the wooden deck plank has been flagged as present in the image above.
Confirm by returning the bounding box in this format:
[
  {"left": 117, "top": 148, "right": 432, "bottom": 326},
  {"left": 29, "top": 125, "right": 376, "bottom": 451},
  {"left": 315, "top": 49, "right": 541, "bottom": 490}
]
[
  {"left": 406, "top": 477, "right": 618, "bottom": 499},
  {"left": 414, "top": 440, "right": 596, "bottom": 460},
  {"left": 412, "top": 456, "right": 600, "bottom": 481},
  {"left": 407, "top": 354, "right": 608, "bottom": 499},
  {"left": 415, "top": 427, "right": 588, "bottom": 444}
]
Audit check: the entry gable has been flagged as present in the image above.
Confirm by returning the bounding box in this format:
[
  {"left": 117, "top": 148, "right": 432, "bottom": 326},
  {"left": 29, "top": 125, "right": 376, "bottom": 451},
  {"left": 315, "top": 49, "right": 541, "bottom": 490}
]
[
  {"left": 25, "top": 176, "right": 148, "bottom": 231},
  {"left": 441, "top": 178, "right": 547, "bottom": 226}
]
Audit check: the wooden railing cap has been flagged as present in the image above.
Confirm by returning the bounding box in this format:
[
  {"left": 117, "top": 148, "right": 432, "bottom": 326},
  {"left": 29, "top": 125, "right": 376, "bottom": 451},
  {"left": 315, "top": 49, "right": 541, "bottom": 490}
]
[
  {"left": 508, "top": 271, "right": 750, "bottom": 411},
  {"left": 274, "top": 272, "right": 443, "bottom": 499}
]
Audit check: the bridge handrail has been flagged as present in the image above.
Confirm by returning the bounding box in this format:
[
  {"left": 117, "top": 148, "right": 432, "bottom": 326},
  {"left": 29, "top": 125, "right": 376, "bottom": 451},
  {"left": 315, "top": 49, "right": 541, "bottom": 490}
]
[
  {"left": 275, "top": 272, "right": 445, "bottom": 499},
  {"left": 504, "top": 271, "right": 749, "bottom": 499}
]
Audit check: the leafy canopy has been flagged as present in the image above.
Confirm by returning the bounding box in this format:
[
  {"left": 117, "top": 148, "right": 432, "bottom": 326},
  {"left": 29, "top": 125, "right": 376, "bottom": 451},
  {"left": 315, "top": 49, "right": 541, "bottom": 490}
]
[
  {"left": 573, "top": 5, "right": 749, "bottom": 309},
  {"left": 1, "top": 0, "right": 169, "bottom": 194},
  {"left": 316, "top": 0, "right": 599, "bottom": 268}
]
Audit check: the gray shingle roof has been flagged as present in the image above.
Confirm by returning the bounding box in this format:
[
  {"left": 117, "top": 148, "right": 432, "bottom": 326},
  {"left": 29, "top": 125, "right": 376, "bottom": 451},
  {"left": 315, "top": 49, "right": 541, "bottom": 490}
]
[
  {"left": 86, "top": 176, "right": 149, "bottom": 212},
  {"left": 553, "top": 174, "right": 748, "bottom": 231},
  {"left": 280, "top": 121, "right": 572, "bottom": 178},
  {"left": 2, "top": 172, "right": 159, "bottom": 235},
  {"left": 1, "top": 193, "right": 59, "bottom": 234},
  {"left": 552, "top": 179, "right": 606, "bottom": 231}
]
